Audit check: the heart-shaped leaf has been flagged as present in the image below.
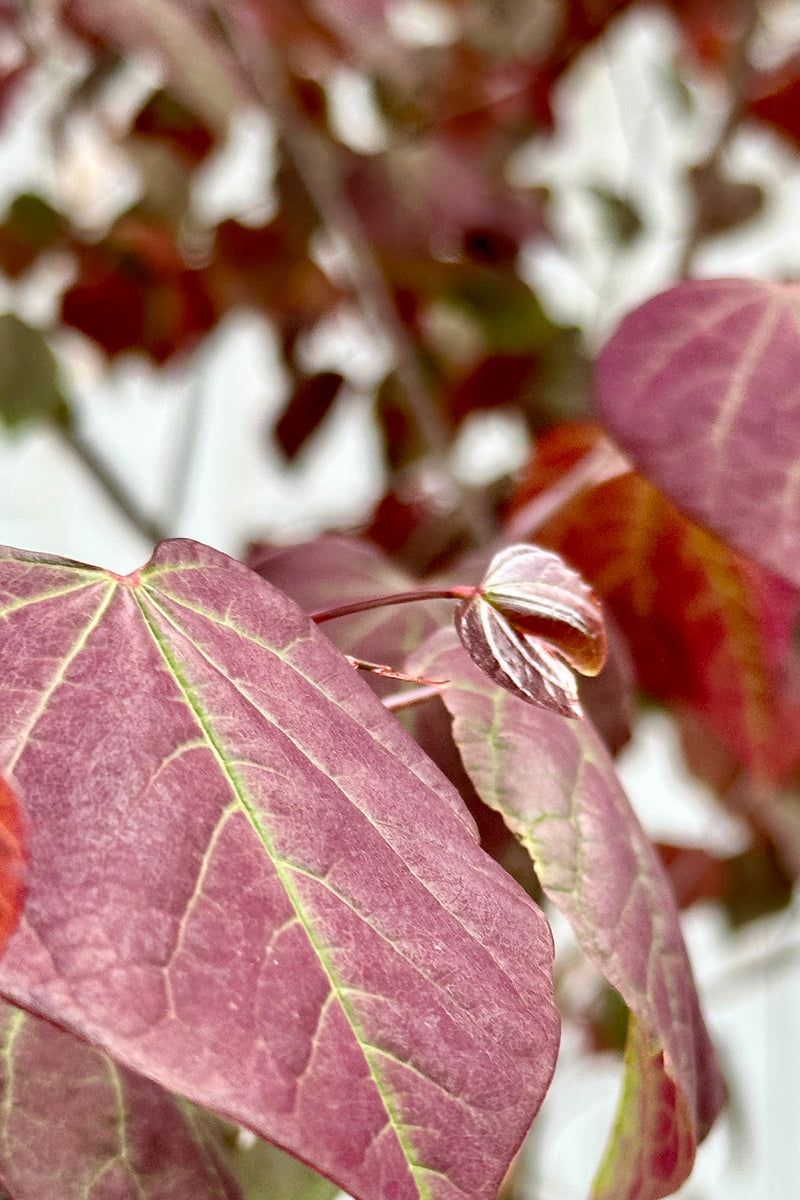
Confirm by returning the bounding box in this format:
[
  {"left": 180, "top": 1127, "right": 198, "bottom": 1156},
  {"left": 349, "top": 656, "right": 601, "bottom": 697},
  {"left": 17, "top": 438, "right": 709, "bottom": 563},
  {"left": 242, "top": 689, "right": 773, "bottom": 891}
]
[
  {"left": 455, "top": 544, "right": 606, "bottom": 718},
  {"left": 0, "top": 539, "right": 559, "bottom": 1200},
  {"left": 594, "top": 278, "right": 800, "bottom": 586},
  {"left": 410, "top": 630, "right": 727, "bottom": 1200},
  {"left": 0, "top": 774, "right": 25, "bottom": 960},
  {"left": 0, "top": 999, "right": 242, "bottom": 1200}
]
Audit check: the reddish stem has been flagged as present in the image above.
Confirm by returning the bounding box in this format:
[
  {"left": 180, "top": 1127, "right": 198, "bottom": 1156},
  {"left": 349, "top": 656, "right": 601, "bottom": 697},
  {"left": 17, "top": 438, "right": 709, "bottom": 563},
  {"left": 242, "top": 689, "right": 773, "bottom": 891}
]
[{"left": 310, "top": 586, "right": 477, "bottom": 624}]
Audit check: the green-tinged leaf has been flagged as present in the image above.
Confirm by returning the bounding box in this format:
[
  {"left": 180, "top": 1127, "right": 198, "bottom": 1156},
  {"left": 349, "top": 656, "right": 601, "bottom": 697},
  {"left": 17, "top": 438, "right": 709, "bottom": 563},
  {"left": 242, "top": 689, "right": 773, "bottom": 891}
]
[
  {"left": 212, "top": 1123, "right": 338, "bottom": 1200},
  {"left": 410, "top": 630, "right": 727, "bottom": 1200},
  {"left": 0, "top": 999, "right": 242, "bottom": 1200},
  {"left": 0, "top": 315, "right": 70, "bottom": 430}
]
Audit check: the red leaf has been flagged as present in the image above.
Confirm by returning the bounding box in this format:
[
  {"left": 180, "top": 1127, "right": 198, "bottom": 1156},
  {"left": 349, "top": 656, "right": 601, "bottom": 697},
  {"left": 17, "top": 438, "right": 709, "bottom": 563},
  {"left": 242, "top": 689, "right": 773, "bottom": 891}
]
[
  {"left": 747, "top": 54, "right": 800, "bottom": 153},
  {"left": 62, "top": 217, "right": 216, "bottom": 362},
  {"left": 273, "top": 372, "right": 345, "bottom": 461},
  {"left": 455, "top": 544, "right": 607, "bottom": 718},
  {"left": 0, "top": 775, "right": 25, "bottom": 958},
  {"left": 132, "top": 88, "right": 217, "bottom": 168},
  {"left": 411, "top": 631, "right": 727, "bottom": 1200},
  {"left": 0, "top": 999, "right": 241, "bottom": 1200},
  {"left": 594, "top": 278, "right": 800, "bottom": 588},
  {"left": 510, "top": 423, "right": 800, "bottom": 783},
  {"left": 0, "top": 539, "right": 558, "bottom": 1200}
]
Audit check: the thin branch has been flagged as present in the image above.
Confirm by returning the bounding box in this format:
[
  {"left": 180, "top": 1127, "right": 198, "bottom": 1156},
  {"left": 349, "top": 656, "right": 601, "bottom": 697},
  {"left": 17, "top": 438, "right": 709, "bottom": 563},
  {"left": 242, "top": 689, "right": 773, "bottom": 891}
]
[
  {"left": 162, "top": 358, "right": 210, "bottom": 533},
  {"left": 676, "top": 0, "right": 762, "bottom": 279},
  {"left": 60, "top": 425, "right": 168, "bottom": 547},
  {"left": 213, "top": 7, "right": 496, "bottom": 546}
]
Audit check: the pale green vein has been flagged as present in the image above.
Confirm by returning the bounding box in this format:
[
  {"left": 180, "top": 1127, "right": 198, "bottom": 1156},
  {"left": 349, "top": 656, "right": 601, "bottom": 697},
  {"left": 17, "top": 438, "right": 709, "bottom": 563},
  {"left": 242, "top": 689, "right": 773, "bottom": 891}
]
[
  {"left": 163, "top": 800, "right": 239, "bottom": 1015},
  {"left": 81, "top": 1058, "right": 145, "bottom": 1200},
  {"left": 0, "top": 577, "right": 102, "bottom": 622},
  {"left": 133, "top": 591, "right": 436, "bottom": 1200},
  {"left": 139, "top": 581, "right": 461, "bottom": 820},
  {"left": 0, "top": 1007, "right": 24, "bottom": 1159},
  {"left": 138, "top": 590, "right": 510, "bottom": 1032},
  {"left": 5, "top": 579, "right": 117, "bottom": 775}
]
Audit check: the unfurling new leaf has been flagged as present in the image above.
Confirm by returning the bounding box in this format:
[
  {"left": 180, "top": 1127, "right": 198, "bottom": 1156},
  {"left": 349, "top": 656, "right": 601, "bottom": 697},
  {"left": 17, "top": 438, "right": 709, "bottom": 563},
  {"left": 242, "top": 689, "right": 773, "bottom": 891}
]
[{"left": 455, "top": 544, "right": 607, "bottom": 718}]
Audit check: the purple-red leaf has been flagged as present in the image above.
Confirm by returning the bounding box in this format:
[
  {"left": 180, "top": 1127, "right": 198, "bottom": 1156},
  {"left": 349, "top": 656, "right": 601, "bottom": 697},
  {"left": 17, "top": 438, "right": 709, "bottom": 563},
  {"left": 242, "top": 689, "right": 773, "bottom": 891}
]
[
  {"left": 594, "top": 278, "right": 800, "bottom": 586},
  {"left": 0, "top": 775, "right": 25, "bottom": 960},
  {"left": 0, "top": 999, "right": 241, "bottom": 1200},
  {"left": 0, "top": 539, "right": 559, "bottom": 1200},
  {"left": 247, "top": 534, "right": 449, "bottom": 682},
  {"left": 455, "top": 544, "right": 606, "bottom": 719},
  {"left": 411, "top": 631, "right": 726, "bottom": 1200}
]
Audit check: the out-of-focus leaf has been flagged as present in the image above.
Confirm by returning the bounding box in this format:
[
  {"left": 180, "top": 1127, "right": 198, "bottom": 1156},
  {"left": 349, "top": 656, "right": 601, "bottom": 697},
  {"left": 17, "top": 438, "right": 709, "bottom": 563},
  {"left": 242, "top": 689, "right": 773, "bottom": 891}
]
[
  {"left": 0, "top": 775, "right": 25, "bottom": 959},
  {"left": 589, "top": 186, "right": 644, "bottom": 245},
  {"left": 746, "top": 54, "right": 800, "bottom": 154},
  {"left": 0, "top": 538, "right": 559, "bottom": 1200},
  {"left": 132, "top": 88, "right": 216, "bottom": 167},
  {"left": 687, "top": 163, "right": 764, "bottom": 237},
  {"left": 509, "top": 422, "right": 800, "bottom": 783},
  {"left": 64, "top": 0, "right": 242, "bottom": 135},
  {"left": 213, "top": 1123, "right": 337, "bottom": 1200},
  {"left": 0, "top": 193, "right": 66, "bottom": 279},
  {"left": 411, "top": 630, "right": 727, "bottom": 1200},
  {"left": 0, "top": 1000, "right": 242, "bottom": 1200},
  {"left": 206, "top": 217, "right": 339, "bottom": 335},
  {"left": 247, "top": 534, "right": 449, "bottom": 679},
  {"left": 62, "top": 217, "right": 216, "bottom": 362},
  {"left": 0, "top": 315, "right": 70, "bottom": 430},
  {"left": 273, "top": 371, "right": 344, "bottom": 461},
  {"left": 454, "top": 543, "right": 606, "bottom": 718},
  {"left": 594, "top": 278, "right": 800, "bottom": 587}
]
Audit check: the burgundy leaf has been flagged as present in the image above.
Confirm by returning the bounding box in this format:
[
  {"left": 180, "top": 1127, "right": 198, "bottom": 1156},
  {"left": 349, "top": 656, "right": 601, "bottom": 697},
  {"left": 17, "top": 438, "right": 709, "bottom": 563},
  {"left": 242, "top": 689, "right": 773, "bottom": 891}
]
[
  {"left": 0, "top": 539, "right": 559, "bottom": 1200},
  {"left": 455, "top": 544, "right": 606, "bottom": 718},
  {"left": 273, "top": 372, "right": 345, "bottom": 461},
  {"left": 248, "top": 535, "right": 450, "bottom": 693},
  {"left": 0, "top": 775, "right": 25, "bottom": 959},
  {"left": 594, "top": 278, "right": 800, "bottom": 586},
  {"left": 0, "top": 999, "right": 241, "bottom": 1200},
  {"left": 410, "top": 630, "right": 727, "bottom": 1200}
]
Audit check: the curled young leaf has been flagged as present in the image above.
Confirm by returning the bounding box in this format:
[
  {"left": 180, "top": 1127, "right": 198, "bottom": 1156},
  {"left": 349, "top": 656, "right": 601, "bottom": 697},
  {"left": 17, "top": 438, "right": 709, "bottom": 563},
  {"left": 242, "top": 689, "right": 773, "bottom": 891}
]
[{"left": 454, "top": 544, "right": 607, "bottom": 719}]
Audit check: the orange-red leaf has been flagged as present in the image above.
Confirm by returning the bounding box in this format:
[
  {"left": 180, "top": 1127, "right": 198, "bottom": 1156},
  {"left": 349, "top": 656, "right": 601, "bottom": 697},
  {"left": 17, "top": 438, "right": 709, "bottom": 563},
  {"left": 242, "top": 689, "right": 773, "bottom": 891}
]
[
  {"left": 0, "top": 775, "right": 26, "bottom": 956},
  {"left": 508, "top": 423, "right": 800, "bottom": 783}
]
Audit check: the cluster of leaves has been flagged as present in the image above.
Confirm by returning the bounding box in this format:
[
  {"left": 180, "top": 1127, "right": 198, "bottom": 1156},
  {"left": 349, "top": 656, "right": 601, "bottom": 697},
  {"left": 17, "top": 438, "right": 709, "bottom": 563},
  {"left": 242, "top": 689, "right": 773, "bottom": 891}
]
[{"left": 2, "top": 2, "right": 800, "bottom": 1199}]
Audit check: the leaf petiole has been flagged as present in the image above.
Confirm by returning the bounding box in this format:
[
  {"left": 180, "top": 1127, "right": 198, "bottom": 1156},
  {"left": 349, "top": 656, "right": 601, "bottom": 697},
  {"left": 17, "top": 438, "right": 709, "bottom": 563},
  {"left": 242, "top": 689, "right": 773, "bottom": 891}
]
[{"left": 310, "top": 585, "right": 477, "bottom": 624}]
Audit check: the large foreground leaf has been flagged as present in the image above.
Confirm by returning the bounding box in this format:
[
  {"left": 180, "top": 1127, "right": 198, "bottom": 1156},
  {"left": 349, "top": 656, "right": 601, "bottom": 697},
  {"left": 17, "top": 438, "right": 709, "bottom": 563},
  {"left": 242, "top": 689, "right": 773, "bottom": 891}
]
[
  {"left": 594, "top": 278, "right": 800, "bottom": 586},
  {"left": 411, "top": 631, "right": 726, "bottom": 1200},
  {"left": 0, "top": 1000, "right": 241, "bottom": 1200},
  {"left": 0, "top": 539, "right": 558, "bottom": 1200}
]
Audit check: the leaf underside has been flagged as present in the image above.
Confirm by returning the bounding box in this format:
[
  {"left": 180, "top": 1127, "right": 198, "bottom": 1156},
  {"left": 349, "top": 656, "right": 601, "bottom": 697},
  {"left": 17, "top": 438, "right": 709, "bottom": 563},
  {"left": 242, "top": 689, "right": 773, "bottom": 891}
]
[{"left": 0, "top": 539, "right": 559, "bottom": 1200}]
